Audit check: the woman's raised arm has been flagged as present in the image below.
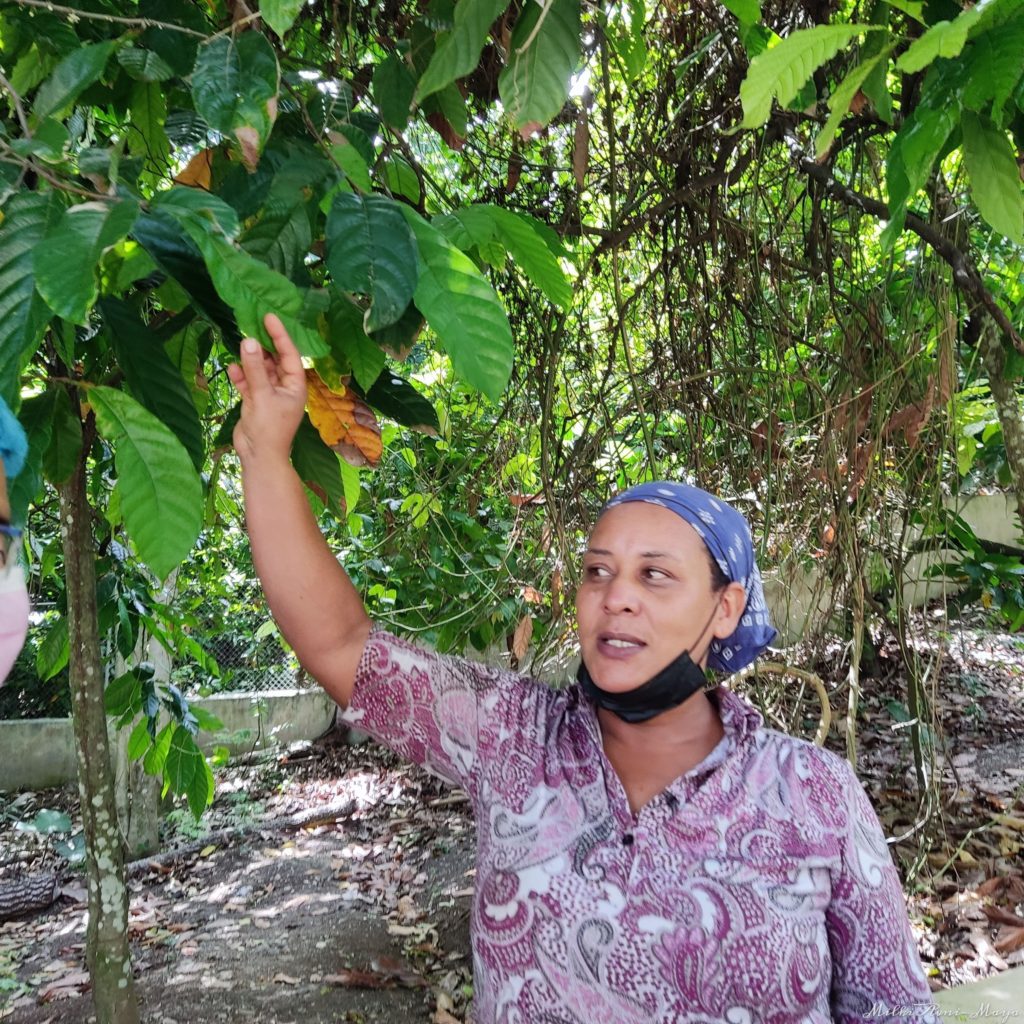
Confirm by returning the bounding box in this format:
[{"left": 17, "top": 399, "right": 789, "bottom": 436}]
[{"left": 227, "top": 313, "right": 371, "bottom": 707}]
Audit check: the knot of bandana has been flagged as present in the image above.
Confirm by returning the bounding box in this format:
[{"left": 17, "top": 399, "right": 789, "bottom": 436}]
[{"left": 603, "top": 481, "right": 777, "bottom": 672}]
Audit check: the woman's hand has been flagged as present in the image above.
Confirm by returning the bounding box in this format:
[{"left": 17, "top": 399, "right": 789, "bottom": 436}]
[{"left": 226, "top": 313, "right": 307, "bottom": 466}]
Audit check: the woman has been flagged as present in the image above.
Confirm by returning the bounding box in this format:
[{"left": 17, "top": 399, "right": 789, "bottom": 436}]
[{"left": 229, "top": 315, "right": 938, "bottom": 1023}]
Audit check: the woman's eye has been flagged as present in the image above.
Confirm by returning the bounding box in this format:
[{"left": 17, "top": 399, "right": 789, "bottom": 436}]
[
  {"left": 644, "top": 568, "right": 669, "bottom": 581},
  {"left": 585, "top": 565, "right": 610, "bottom": 579}
]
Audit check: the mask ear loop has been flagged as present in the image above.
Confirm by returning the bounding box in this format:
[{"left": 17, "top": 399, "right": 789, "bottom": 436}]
[{"left": 687, "top": 599, "right": 726, "bottom": 670}]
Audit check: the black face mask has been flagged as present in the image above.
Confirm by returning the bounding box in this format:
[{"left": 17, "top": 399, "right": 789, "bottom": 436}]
[
  {"left": 577, "top": 608, "right": 719, "bottom": 723},
  {"left": 577, "top": 648, "right": 710, "bottom": 722}
]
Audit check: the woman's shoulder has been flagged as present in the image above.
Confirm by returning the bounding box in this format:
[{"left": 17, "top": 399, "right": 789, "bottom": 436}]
[
  {"left": 731, "top": 703, "right": 865, "bottom": 827},
  {"left": 360, "top": 625, "right": 568, "bottom": 712}
]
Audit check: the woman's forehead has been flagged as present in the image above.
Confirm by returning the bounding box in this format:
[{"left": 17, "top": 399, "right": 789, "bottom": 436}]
[{"left": 588, "top": 502, "right": 706, "bottom": 555}]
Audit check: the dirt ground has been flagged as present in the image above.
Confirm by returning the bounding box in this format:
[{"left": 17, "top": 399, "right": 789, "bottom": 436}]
[
  {"left": 1, "top": 744, "right": 477, "bottom": 1023},
  {"left": 2, "top": 611, "right": 1024, "bottom": 1022}
]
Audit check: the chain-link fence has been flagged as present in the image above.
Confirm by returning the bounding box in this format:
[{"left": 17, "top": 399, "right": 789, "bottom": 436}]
[{"left": 1, "top": 584, "right": 314, "bottom": 722}]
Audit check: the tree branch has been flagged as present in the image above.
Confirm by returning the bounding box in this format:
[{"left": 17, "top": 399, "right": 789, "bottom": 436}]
[
  {"left": 784, "top": 133, "right": 1024, "bottom": 355},
  {"left": 14, "top": 0, "right": 210, "bottom": 37}
]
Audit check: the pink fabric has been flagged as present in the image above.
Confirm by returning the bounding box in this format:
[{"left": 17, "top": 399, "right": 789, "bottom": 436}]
[{"left": 343, "top": 629, "right": 938, "bottom": 1023}]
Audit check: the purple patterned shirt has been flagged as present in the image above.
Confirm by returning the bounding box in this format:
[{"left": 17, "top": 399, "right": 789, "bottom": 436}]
[{"left": 343, "top": 629, "right": 938, "bottom": 1024}]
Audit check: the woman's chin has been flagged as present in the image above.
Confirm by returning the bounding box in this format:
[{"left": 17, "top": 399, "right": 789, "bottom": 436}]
[{"left": 586, "top": 662, "right": 651, "bottom": 693}]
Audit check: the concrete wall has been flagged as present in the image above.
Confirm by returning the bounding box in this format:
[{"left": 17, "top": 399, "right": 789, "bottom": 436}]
[
  {"left": 765, "top": 493, "right": 1020, "bottom": 644},
  {"left": 0, "top": 688, "right": 337, "bottom": 794}
]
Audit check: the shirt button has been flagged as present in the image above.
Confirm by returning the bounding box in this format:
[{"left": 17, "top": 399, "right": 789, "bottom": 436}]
[{"left": 622, "top": 833, "right": 635, "bottom": 847}]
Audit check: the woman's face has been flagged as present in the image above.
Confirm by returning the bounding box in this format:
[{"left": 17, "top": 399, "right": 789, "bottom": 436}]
[{"left": 575, "top": 502, "right": 738, "bottom": 692}]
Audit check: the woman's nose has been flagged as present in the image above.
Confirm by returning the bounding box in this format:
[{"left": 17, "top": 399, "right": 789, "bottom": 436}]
[{"left": 602, "top": 576, "right": 638, "bottom": 613}]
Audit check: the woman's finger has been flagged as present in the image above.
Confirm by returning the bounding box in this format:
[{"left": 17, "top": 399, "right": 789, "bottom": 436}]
[
  {"left": 239, "top": 338, "right": 271, "bottom": 397},
  {"left": 263, "top": 313, "right": 304, "bottom": 381},
  {"left": 226, "top": 361, "right": 250, "bottom": 400}
]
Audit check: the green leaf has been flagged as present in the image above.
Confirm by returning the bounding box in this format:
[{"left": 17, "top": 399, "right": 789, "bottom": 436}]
[
  {"left": 261, "top": 0, "right": 305, "bottom": 36},
  {"left": 88, "top": 386, "right": 203, "bottom": 580},
  {"left": 401, "top": 207, "right": 513, "bottom": 402},
  {"left": 815, "top": 51, "right": 890, "bottom": 157},
  {"left": 416, "top": 0, "right": 508, "bottom": 102},
  {"left": 105, "top": 670, "right": 144, "bottom": 718},
  {"left": 0, "top": 192, "right": 60, "bottom": 401},
  {"left": 144, "top": 722, "right": 174, "bottom": 776},
  {"left": 174, "top": 217, "right": 328, "bottom": 357},
  {"left": 340, "top": 460, "right": 361, "bottom": 516},
  {"left": 430, "top": 82, "right": 469, "bottom": 140},
  {"left": 373, "top": 53, "right": 417, "bottom": 130},
  {"left": 325, "top": 192, "right": 419, "bottom": 333},
  {"left": 379, "top": 156, "right": 422, "bottom": 204},
  {"left": 191, "top": 706, "right": 224, "bottom": 732},
  {"left": 10, "top": 45, "right": 54, "bottom": 100},
  {"left": 140, "top": 0, "right": 205, "bottom": 77},
  {"left": 43, "top": 388, "right": 82, "bottom": 486},
  {"left": 327, "top": 293, "right": 388, "bottom": 391},
  {"left": 33, "top": 199, "right": 140, "bottom": 324},
  {"left": 896, "top": 9, "right": 982, "bottom": 73},
  {"left": 962, "top": 20, "right": 1024, "bottom": 123},
  {"left": 164, "top": 725, "right": 211, "bottom": 818},
  {"left": 241, "top": 202, "right": 312, "bottom": 281},
  {"left": 100, "top": 298, "right": 205, "bottom": 470},
  {"left": 32, "top": 40, "right": 117, "bottom": 122},
  {"left": 329, "top": 132, "right": 373, "bottom": 193},
  {"left": 191, "top": 34, "right": 280, "bottom": 170},
  {"left": 367, "top": 301, "right": 425, "bottom": 359},
  {"left": 721, "top": 0, "right": 760, "bottom": 26},
  {"left": 128, "top": 80, "right": 171, "bottom": 186},
  {"left": 362, "top": 371, "right": 439, "bottom": 434},
  {"left": 607, "top": 0, "right": 647, "bottom": 82},
  {"left": 117, "top": 46, "right": 175, "bottom": 82},
  {"left": 10, "top": 117, "right": 70, "bottom": 164},
  {"left": 347, "top": 331, "right": 388, "bottom": 393},
  {"left": 738, "top": 24, "right": 881, "bottom": 128},
  {"left": 482, "top": 205, "right": 571, "bottom": 309},
  {"left": 498, "top": 0, "right": 581, "bottom": 132},
  {"left": 36, "top": 617, "right": 69, "bottom": 682},
  {"left": 127, "top": 718, "right": 151, "bottom": 760},
  {"left": 884, "top": 0, "right": 925, "bottom": 23},
  {"left": 961, "top": 112, "right": 1024, "bottom": 243},
  {"left": 151, "top": 187, "right": 241, "bottom": 241},
  {"left": 293, "top": 416, "right": 347, "bottom": 515},
  {"left": 885, "top": 69, "right": 963, "bottom": 233},
  {"left": 131, "top": 213, "right": 242, "bottom": 347}
]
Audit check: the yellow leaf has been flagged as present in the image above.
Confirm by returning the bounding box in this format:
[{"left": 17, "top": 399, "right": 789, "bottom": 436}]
[
  {"left": 173, "top": 148, "right": 214, "bottom": 190},
  {"left": 199, "top": 844, "right": 218, "bottom": 857},
  {"left": 305, "top": 369, "right": 383, "bottom": 467}
]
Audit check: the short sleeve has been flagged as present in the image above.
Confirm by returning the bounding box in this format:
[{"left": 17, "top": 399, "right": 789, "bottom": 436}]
[
  {"left": 340, "top": 628, "right": 548, "bottom": 801},
  {"left": 827, "top": 763, "right": 939, "bottom": 1022}
]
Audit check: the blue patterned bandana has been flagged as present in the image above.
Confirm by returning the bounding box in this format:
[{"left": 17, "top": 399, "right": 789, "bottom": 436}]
[{"left": 603, "top": 481, "right": 776, "bottom": 672}]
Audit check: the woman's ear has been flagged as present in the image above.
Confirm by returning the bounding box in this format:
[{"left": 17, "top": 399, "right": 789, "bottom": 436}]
[{"left": 712, "top": 582, "right": 747, "bottom": 640}]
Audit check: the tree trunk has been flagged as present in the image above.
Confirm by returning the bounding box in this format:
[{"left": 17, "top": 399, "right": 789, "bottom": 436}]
[
  {"left": 59, "top": 429, "right": 140, "bottom": 1024},
  {"left": 978, "top": 320, "right": 1024, "bottom": 531}
]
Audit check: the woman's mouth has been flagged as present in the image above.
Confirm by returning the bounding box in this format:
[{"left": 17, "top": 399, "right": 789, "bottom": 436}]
[{"left": 597, "top": 635, "right": 645, "bottom": 657}]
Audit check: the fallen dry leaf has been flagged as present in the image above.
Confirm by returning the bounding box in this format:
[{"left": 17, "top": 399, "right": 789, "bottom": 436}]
[{"left": 994, "top": 926, "right": 1024, "bottom": 955}]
